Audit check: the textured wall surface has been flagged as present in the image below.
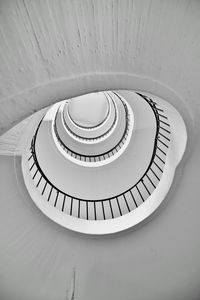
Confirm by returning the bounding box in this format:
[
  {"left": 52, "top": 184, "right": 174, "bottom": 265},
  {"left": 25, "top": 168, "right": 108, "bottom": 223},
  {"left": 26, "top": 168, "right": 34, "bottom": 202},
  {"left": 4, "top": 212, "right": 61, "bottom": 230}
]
[
  {"left": 0, "top": 0, "right": 199, "bottom": 133},
  {"left": 0, "top": 1, "right": 200, "bottom": 300}
]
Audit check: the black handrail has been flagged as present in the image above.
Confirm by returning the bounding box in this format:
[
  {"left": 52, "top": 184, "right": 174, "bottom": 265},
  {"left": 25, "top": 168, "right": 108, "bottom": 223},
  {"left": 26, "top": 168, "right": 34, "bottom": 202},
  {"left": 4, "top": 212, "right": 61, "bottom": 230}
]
[{"left": 29, "top": 92, "right": 170, "bottom": 220}]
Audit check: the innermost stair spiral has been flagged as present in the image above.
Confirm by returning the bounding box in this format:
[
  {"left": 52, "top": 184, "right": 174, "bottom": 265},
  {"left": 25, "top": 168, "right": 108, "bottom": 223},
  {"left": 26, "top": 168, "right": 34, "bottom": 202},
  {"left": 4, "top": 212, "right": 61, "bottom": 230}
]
[{"left": 67, "top": 92, "right": 109, "bottom": 129}]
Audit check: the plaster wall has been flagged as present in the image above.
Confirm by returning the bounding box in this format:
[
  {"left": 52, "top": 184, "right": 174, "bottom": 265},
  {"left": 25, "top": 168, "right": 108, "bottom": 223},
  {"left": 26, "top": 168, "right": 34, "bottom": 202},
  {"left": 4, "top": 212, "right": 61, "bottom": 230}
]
[{"left": 0, "top": 1, "right": 200, "bottom": 300}]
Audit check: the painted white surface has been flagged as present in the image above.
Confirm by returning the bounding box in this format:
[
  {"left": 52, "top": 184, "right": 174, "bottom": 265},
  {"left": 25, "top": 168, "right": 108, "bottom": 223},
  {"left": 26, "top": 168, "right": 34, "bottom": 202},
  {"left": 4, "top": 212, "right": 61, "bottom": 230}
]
[
  {"left": 57, "top": 92, "right": 125, "bottom": 152},
  {"left": 67, "top": 92, "right": 109, "bottom": 128},
  {"left": 0, "top": 1, "right": 199, "bottom": 300},
  {"left": 0, "top": 0, "right": 198, "bottom": 136}
]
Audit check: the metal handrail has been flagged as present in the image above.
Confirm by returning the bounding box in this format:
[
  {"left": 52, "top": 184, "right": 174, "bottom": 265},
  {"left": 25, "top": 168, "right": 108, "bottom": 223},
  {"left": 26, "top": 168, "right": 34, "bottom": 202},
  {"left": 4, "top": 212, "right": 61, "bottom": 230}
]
[{"left": 28, "top": 92, "right": 170, "bottom": 220}]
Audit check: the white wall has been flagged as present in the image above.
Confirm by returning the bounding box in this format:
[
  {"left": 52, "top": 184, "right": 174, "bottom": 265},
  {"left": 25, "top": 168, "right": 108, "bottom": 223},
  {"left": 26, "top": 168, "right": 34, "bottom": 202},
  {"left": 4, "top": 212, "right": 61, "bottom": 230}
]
[{"left": 0, "top": 1, "right": 200, "bottom": 300}]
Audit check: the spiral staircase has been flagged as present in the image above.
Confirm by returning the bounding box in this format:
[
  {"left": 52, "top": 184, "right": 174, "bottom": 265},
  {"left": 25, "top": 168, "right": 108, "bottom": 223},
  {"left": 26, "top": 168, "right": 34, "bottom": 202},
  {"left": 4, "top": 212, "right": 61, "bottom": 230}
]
[
  {"left": 20, "top": 90, "right": 186, "bottom": 234},
  {"left": 0, "top": 1, "right": 199, "bottom": 300}
]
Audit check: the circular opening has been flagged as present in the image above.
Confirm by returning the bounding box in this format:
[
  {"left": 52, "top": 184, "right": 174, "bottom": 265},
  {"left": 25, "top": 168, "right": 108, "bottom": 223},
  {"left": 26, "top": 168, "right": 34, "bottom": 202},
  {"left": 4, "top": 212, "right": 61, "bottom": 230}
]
[{"left": 68, "top": 92, "right": 109, "bottom": 129}]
